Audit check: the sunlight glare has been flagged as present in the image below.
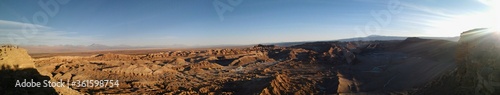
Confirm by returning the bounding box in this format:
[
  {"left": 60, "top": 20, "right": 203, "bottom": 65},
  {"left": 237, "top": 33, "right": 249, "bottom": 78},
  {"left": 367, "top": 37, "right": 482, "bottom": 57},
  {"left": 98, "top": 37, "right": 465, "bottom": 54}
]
[
  {"left": 425, "top": 0, "right": 499, "bottom": 36},
  {"left": 479, "top": 0, "right": 500, "bottom": 32}
]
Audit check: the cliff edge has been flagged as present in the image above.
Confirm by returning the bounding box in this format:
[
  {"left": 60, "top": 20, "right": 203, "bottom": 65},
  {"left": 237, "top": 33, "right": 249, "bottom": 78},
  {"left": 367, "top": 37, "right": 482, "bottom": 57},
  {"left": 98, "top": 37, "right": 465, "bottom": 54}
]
[
  {"left": 418, "top": 28, "right": 500, "bottom": 94},
  {"left": 0, "top": 45, "right": 35, "bottom": 69},
  {"left": 456, "top": 28, "right": 500, "bottom": 94},
  {"left": 0, "top": 45, "right": 80, "bottom": 95}
]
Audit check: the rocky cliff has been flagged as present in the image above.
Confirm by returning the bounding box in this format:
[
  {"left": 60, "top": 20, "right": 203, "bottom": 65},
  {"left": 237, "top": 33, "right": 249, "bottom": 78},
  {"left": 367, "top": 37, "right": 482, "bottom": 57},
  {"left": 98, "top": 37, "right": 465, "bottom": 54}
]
[
  {"left": 0, "top": 45, "right": 35, "bottom": 69},
  {"left": 0, "top": 45, "right": 80, "bottom": 95},
  {"left": 455, "top": 28, "right": 500, "bottom": 94},
  {"left": 418, "top": 28, "right": 500, "bottom": 94}
]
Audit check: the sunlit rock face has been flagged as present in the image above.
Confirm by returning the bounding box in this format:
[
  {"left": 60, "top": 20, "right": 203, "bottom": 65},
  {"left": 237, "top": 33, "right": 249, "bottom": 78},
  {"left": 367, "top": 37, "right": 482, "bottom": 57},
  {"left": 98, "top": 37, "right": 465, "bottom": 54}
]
[
  {"left": 456, "top": 28, "right": 500, "bottom": 94},
  {"left": 0, "top": 45, "right": 81, "bottom": 95},
  {"left": 0, "top": 45, "right": 35, "bottom": 69}
]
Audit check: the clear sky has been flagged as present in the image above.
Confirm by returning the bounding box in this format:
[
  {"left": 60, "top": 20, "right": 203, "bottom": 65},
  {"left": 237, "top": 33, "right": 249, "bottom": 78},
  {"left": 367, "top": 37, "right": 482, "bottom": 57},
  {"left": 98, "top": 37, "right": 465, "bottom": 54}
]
[{"left": 0, "top": 0, "right": 498, "bottom": 46}]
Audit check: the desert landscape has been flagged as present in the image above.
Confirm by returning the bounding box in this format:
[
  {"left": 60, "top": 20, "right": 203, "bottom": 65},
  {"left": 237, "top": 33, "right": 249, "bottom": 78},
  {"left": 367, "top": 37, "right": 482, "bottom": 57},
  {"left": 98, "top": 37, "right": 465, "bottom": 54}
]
[
  {"left": 1, "top": 0, "right": 499, "bottom": 94},
  {"left": 1, "top": 28, "right": 499, "bottom": 95}
]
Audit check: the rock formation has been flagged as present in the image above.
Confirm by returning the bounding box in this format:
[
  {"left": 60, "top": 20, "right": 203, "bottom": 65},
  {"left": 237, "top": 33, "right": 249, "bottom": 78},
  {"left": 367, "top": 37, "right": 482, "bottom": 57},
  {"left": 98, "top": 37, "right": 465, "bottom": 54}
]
[
  {"left": 418, "top": 28, "right": 500, "bottom": 95},
  {"left": 456, "top": 28, "right": 500, "bottom": 94},
  {"left": 10, "top": 36, "right": 468, "bottom": 94},
  {"left": 260, "top": 74, "right": 293, "bottom": 95},
  {"left": 0, "top": 45, "right": 35, "bottom": 69},
  {"left": 0, "top": 45, "right": 80, "bottom": 95}
]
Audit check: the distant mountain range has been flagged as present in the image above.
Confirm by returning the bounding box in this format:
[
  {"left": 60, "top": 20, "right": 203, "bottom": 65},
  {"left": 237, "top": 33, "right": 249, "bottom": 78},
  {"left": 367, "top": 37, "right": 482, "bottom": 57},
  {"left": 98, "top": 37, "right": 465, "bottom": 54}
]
[
  {"left": 263, "top": 35, "right": 460, "bottom": 47},
  {"left": 20, "top": 43, "right": 251, "bottom": 54},
  {"left": 20, "top": 43, "right": 194, "bottom": 54},
  {"left": 336, "top": 35, "right": 459, "bottom": 42},
  {"left": 20, "top": 35, "right": 459, "bottom": 53}
]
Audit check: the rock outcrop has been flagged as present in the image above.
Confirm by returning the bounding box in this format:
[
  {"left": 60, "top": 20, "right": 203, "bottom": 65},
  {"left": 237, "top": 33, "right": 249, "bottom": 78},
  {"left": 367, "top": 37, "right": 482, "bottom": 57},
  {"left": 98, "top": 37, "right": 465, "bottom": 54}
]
[
  {"left": 0, "top": 45, "right": 80, "bottom": 95},
  {"left": 337, "top": 71, "right": 359, "bottom": 93},
  {"left": 260, "top": 74, "right": 293, "bottom": 95},
  {"left": 0, "top": 45, "right": 35, "bottom": 69},
  {"left": 418, "top": 28, "right": 500, "bottom": 95},
  {"left": 455, "top": 28, "right": 500, "bottom": 94}
]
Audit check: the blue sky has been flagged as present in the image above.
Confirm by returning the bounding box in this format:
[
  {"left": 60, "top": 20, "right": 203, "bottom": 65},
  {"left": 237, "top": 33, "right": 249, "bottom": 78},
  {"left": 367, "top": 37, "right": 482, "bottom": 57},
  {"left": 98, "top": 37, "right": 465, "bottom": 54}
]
[{"left": 0, "top": 0, "right": 497, "bottom": 46}]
